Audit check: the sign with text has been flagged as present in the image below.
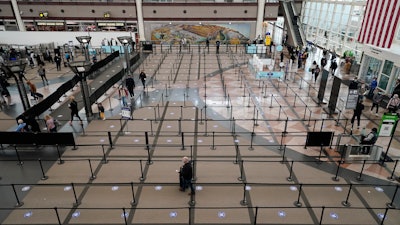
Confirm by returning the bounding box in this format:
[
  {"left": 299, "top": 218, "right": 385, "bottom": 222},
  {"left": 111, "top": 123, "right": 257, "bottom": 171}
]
[
  {"left": 379, "top": 113, "right": 398, "bottom": 137},
  {"left": 121, "top": 107, "right": 131, "bottom": 119}
]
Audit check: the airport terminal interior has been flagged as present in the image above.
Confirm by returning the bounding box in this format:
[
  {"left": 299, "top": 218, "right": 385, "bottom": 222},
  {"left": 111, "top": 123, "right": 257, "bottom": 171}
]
[{"left": 0, "top": 0, "right": 400, "bottom": 224}]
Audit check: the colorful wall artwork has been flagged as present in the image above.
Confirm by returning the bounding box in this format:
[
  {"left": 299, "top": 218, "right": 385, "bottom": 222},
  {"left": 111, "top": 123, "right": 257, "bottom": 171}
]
[{"left": 150, "top": 23, "right": 250, "bottom": 44}]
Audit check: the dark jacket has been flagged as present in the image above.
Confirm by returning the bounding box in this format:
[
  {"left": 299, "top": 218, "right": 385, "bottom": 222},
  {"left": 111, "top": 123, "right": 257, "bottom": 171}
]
[
  {"left": 180, "top": 162, "right": 192, "bottom": 180},
  {"left": 354, "top": 101, "right": 364, "bottom": 115},
  {"left": 125, "top": 77, "right": 135, "bottom": 88}
]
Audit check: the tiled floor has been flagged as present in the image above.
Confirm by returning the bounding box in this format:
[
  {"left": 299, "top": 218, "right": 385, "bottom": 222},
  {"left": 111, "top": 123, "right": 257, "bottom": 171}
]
[{"left": 0, "top": 45, "right": 399, "bottom": 225}]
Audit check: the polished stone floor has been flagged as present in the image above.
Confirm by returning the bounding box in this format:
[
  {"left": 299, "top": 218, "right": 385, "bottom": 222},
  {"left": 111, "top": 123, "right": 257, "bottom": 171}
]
[{"left": 0, "top": 45, "right": 399, "bottom": 225}]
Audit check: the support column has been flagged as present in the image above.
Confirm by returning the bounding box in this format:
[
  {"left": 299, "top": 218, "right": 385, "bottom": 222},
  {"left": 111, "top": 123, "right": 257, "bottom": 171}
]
[
  {"left": 10, "top": 0, "right": 26, "bottom": 31},
  {"left": 255, "top": 0, "right": 266, "bottom": 39},
  {"left": 136, "top": 0, "right": 146, "bottom": 41}
]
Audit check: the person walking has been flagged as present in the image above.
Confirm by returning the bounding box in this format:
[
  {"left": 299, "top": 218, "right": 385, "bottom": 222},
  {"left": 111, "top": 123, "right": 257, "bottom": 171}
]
[
  {"left": 216, "top": 40, "right": 220, "bottom": 54},
  {"left": 178, "top": 156, "right": 195, "bottom": 195},
  {"left": 125, "top": 75, "right": 135, "bottom": 98},
  {"left": 387, "top": 94, "right": 400, "bottom": 113},
  {"left": 139, "top": 70, "right": 147, "bottom": 88},
  {"left": 26, "top": 80, "right": 43, "bottom": 100},
  {"left": 351, "top": 99, "right": 364, "bottom": 129},
  {"left": 37, "top": 64, "right": 49, "bottom": 86},
  {"left": 118, "top": 85, "right": 129, "bottom": 107},
  {"left": 68, "top": 96, "right": 83, "bottom": 125},
  {"left": 44, "top": 114, "right": 57, "bottom": 133},
  {"left": 314, "top": 65, "right": 320, "bottom": 83}
]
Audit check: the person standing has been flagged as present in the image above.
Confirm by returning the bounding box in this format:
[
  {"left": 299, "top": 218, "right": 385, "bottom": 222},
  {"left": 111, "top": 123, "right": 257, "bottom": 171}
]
[
  {"left": 367, "top": 77, "right": 378, "bottom": 98},
  {"left": 351, "top": 99, "right": 365, "bottom": 129},
  {"left": 387, "top": 94, "right": 400, "bottom": 113},
  {"left": 330, "top": 60, "right": 338, "bottom": 76},
  {"left": 179, "top": 156, "right": 195, "bottom": 195},
  {"left": 216, "top": 40, "right": 220, "bottom": 54},
  {"left": 37, "top": 64, "right": 49, "bottom": 86},
  {"left": 125, "top": 75, "right": 135, "bottom": 98},
  {"left": 0, "top": 76, "right": 13, "bottom": 106},
  {"left": 44, "top": 114, "right": 57, "bottom": 133},
  {"left": 68, "top": 96, "right": 83, "bottom": 125},
  {"left": 391, "top": 78, "right": 400, "bottom": 98},
  {"left": 54, "top": 54, "right": 62, "bottom": 71},
  {"left": 205, "top": 38, "right": 209, "bottom": 50},
  {"left": 139, "top": 70, "right": 147, "bottom": 88},
  {"left": 370, "top": 89, "right": 383, "bottom": 116},
  {"left": 118, "top": 85, "right": 129, "bottom": 107}
]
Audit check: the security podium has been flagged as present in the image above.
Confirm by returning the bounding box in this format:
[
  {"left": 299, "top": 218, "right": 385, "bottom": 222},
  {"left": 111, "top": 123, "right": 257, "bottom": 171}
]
[{"left": 340, "top": 144, "right": 383, "bottom": 162}]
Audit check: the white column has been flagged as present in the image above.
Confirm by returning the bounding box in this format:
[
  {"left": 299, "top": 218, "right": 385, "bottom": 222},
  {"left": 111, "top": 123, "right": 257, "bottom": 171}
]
[
  {"left": 135, "top": 0, "right": 145, "bottom": 41},
  {"left": 255, "top": 0, "right": 266, "bottom": 39},
  {"left": 11, "top": 0, "right": 25, "bottom": 31}
]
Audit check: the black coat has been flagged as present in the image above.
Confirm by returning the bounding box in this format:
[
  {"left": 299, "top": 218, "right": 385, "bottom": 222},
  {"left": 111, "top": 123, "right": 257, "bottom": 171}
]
[{"left": 180, "top": 162, "right": 192, "bottom": 180}]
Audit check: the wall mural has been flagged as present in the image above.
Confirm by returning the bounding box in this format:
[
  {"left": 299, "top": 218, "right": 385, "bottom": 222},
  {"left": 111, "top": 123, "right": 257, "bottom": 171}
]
[{"left": 150, "top": 23, "right": 250, "bottom": 44}]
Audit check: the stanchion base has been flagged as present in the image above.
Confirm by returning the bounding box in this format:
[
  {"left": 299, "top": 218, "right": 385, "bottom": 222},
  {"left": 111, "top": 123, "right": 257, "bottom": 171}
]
[
  {"left": 72, "top": 146, "right": 78, "bottom": 150},
  {"left": 181, "top": 147, "right": 186, "bottom": 150},
  {"left": 210, "top": 146, "right": 216, "bottom": 150},
  {"left": 15, "top": 202, "right": 24, "bottom": 207},
  {"left": 102, "top": 160, "right": 108, "bottom": 164},
  {"left": 233, "top": 160, "right": 239, "bottom": 164},
  {"left": 293, "top": 201, "right": 302, "bottom": 207},
  {"left": 17, "top": 162, "right": 24, "bottom": 166},
  {"left": 387, "top": 176, "right": 395, "bottom": 181},
  {"left": 248, "top": 147, "right": 254, "bottom": 151},
  {"left": 130, "top": 200, "right": 137, "bottom": 206},
  {"left": 331, "top": 177, "right": 340, "bottom": 182},
  {"left": 356, "top": 176, "right": 363, "bottom": 181},
  {"left": 240, "top": 200, "right": 248, "bottom": 206},
  {"left": 341, "top": 201, "right": 351, "bottom": 207},
  {"left": 146, "top": 161, "right": 153, "bottom": 165},
  {"left": 41, "top": 176, "right": 49, "bottom": 180},
  {"left": 139, "top": 177, "right": 146, "bottom": 181},
  {"left": 287, "top": 177, "right": 293, "bottom": 182},
  {"left": 386, "top": 203, "right": 395, "bottom": 209},
  {"left": 237, "top": 177, "right": 244, "bottom": 181},
  {"left": 57, "top": 160, "right": 65, "bottom": 165},
  {"left": 90, "top": 175, "right": 96, "bottom": 180},
  {"left": 188, "top": 200, "right": 196, "bottom": 206}
]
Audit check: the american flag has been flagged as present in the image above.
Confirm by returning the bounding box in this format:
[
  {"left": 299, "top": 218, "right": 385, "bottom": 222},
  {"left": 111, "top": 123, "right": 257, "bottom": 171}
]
[{"left": 358, "top": 0, "right": 400, "bottom": 48}]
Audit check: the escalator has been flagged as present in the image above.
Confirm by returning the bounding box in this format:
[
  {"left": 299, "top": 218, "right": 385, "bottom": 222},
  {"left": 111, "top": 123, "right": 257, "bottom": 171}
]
[{"left": 280, "top": 0, "right": 305, "bottom": 47}]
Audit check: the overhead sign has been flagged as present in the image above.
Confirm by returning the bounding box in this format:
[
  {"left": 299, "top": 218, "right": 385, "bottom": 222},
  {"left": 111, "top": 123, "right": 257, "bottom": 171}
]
[{"left": 256, "top": 71, "right": 284, "bottom": 79}]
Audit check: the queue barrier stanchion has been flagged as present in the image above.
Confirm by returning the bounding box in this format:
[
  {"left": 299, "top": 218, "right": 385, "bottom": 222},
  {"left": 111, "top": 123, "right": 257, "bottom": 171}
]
[
  {"left": 11, "top": 184, "right": 24, "bottom": 207},
  {"left": 14, "top": 146, "right": 23, "bottom": 166},
  {"left": 139, "top": 159, "right": 146, "bottom": 181},
  {"left": 293, "top": 183, "right": 303, "bottom": 207},
  {"left": 287, "top": 160, "right": 294, "bottom": 182},
  {"left": 280, "top": 145, "right": 287, "bottom": 163},
  {"left": 88, "top": 159, "right": 96, "bottom": 180},
  {"left": 319, "top": 206, "right": 325, "bottom": 225},
  {"left": 238, "top": 160, "right": 244, "bottom": 181},
  {"left": 356, "top": 159, "right": 367, "bottom": 181},
  {"left": 240, "top": 182, "right": 248, "bottom": 206},
  {"left": 341, "top": 183, "right": 352, "bottom": 207},
  {"left": 248, "top": 132, "right": 254, "bottom": 150},
  {"left": 108, "top": 131, "right": 113, "bottom": 149},
  {"left": 181, "top": 132, "right": 186, "bottom": 150},
  {"left": 38, "top": 158, "right": 49, "bottom": 180},
  {"left": 71, "top": 182, "right": 81, "bottom": 207},
  {"left": 54, "top": 207, "right": 62, "bottom": 225},
  {"left": 387, "top": 160, "right": 398, "bottom": 181},
  {"left": 380, "top": 207, "right": 389, "bottom": 225},
  {"left": 332, "top": 161, "right": 341, "bottom": 181},
  {"left": 101, "top": 144, "right": 108, "bottom": 164},
  {"left": 122, "top": 207, "right": 128, "bottom": 225},
  {"left": 386, "top": 185, "right": 398, "bottom": 208},
  {"left": 56, "top": 144, "right": 64, "bottom": 164},
  {"left": 145, "top": 132, "right": 153, "bottom": 165},
  {"left": 130, "top": 182, "right": 137, "bottom": 206},
  {"left": 210, "top": 131, "right": 216, "bottom": 150}
]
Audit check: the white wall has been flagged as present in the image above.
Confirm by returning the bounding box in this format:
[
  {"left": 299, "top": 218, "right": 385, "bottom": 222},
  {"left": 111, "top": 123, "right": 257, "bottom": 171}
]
[{"left": 0, "top": 31, "right": 135, "bottom": 47}]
